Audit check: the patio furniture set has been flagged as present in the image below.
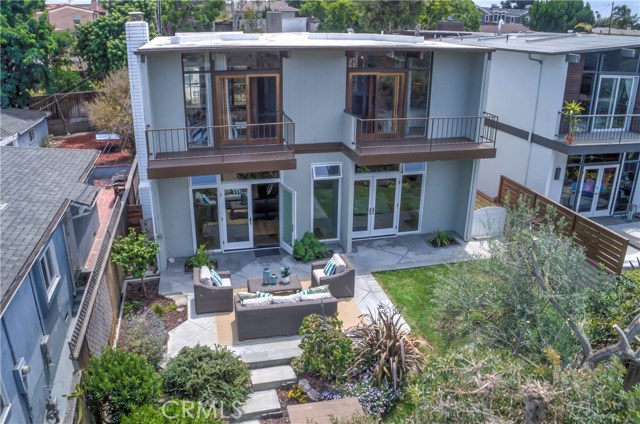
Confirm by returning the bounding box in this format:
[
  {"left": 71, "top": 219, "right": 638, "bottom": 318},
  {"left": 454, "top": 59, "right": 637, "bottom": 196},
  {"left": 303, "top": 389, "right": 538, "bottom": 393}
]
[{"left": 192, "top": 253, "right": 356, "bottom": 340}]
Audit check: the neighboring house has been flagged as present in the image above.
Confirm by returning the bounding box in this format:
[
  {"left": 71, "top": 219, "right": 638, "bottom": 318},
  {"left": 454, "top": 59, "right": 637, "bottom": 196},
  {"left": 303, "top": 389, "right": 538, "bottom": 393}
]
[
  {"left": 444, "top": 33, "right": 640, "bottom": 218},
  {"left": 0, "top": 108, "right": 50, "bottom": 147},
  {"left": 477, "top": 4, "right": 529, "bottom": 33},
  {"left": 0, "top": 147, "right": 100, "bottom": 424},
  {"left": 124, "top": 13, "right": 499, "bottom": 269},
  {"left": 36, "top": 1, "right": 105, "bottom": 32}
]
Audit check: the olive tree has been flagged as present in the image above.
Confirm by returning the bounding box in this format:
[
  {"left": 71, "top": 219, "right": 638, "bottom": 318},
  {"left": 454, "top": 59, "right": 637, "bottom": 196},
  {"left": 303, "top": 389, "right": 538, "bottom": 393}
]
[{"left": 111, "top": 229, "right": 159, "bottom": 298}]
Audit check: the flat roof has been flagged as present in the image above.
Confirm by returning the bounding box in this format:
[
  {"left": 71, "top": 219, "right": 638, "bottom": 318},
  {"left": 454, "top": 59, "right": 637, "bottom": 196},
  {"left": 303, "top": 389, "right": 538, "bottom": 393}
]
[
  {"left": 442, "top": 32, "right": 640, "bottom": 55},
  {"left": 136, "top": 31, "right": 493, "bottom": 54}
]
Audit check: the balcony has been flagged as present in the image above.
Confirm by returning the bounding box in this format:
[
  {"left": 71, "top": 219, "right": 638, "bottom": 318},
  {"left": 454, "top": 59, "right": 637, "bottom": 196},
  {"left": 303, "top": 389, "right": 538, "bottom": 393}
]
[
  {"left": 556, "top": 113, "right": 640, "bottom": 146},
  {"left": 342, "top": 113, "right": 498, "bottom": 165},
  {"left": 145, "top": 113, "right": 296, "bottom": 179}
]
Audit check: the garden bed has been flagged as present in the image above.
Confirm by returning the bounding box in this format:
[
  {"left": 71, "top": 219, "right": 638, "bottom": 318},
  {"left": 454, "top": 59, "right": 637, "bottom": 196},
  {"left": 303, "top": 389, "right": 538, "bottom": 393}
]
[{"left": 118, "top": 278, "right": 187, "bottom": 344}]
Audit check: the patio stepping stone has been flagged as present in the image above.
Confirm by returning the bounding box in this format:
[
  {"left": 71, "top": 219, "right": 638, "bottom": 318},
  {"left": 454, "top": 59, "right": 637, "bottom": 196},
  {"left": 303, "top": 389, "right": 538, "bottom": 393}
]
[
  {"left": 236, "top": 389, "right": 281, "bottom": 421},
  {"left": 242, "top": 347, "right": 302, "bottom": 369},
  {"left": 251, "top": 365, "right": 298, "bottom": 391}
]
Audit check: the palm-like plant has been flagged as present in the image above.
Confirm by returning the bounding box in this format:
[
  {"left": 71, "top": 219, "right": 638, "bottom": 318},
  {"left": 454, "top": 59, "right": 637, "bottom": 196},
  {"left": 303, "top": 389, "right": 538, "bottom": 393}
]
[
  {"left": 611, "top": 5, "right": 639, "bottom": 29},
  {"left": 347, "top": 305, "right": 427, "bottom": 389}
]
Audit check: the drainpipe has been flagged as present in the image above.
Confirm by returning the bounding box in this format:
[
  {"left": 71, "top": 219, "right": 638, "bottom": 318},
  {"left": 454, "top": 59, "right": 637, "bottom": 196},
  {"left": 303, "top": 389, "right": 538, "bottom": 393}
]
[{"left": 524, "top": 53, "right": 543, "bottom": 187}]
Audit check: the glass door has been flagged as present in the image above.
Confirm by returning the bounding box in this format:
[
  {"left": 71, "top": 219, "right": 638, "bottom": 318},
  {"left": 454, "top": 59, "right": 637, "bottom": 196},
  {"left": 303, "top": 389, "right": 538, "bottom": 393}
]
[
  {"left": 576, "top": 166, "right": 619, "bottom": 217},
  {"left": 352, "top": 176, "right": 400, "bottom": 238},
  {"left": 349, "top": 73, "right": 404, "bottom": 140},
  {"left": 280, "top": 185, "right": 296, "bottom": 254},
  {"left": 593, "top": 76, "right": 635, "bottom": 131},
  {"left": 221, "top": 185, "right": 253, "bottom": 250}
]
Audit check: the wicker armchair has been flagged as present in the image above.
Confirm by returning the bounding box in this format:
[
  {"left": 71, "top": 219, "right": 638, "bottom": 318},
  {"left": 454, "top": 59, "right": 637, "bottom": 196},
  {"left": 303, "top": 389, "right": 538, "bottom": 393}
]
[
  {"left": 193, "top": 268, "right": 233, "bottom": 314},
  {"left": 311, "top": 254, "right": 355, "bottom": 298}
]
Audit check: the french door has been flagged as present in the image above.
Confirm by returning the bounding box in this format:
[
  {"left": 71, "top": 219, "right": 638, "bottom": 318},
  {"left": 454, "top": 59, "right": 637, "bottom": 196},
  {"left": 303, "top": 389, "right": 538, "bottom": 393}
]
[
  {"left": 576, "top": 165, "right": 619, "bottom": 217},
  {"left": 220, "top": 185, "right": 253, "bottom": 249},
  {"left": 593, "top": 76, "right": 636, "bottom": 131},
  {"left": 280, "top": 185, "right": 296, "bottom": 254},
  {"left": 352, "top": 175, "right": 400, "bottom": 238},
  {"left": 215, "top": 74, "right": 281, "bottom": 145},
  {"left": 348, "top": 72, "right": 405, "bottom": 140}
]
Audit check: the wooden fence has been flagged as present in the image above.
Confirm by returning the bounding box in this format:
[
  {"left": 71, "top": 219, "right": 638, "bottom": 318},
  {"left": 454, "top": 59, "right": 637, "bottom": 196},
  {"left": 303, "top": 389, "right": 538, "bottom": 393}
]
[
  {"left": 497, "top": 176, "right": 629, "bottom": 275},
  {"left": 475, "top": 190, "right": 498, "bottom": 210},
  {"left": 30, "top": 91, "right": 97, "bottom": 120}
]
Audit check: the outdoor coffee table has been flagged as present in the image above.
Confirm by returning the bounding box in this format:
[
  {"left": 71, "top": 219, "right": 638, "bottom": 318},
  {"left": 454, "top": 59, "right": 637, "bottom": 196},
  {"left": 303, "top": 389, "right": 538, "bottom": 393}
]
[{"left": 247, "top": 274, "right": 302, "bottom": 294}]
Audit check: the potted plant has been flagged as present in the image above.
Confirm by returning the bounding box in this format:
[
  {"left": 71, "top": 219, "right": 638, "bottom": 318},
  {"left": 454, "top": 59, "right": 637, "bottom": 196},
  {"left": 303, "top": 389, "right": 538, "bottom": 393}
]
[
  {"left": 281, "top": 266, "right": 291, "bottom": 284},
  {"left": 562, "top": 100, "right": 585, "bottom": 145},
  {"left": 184, "top": 244, "right": 218, "bottom": 273},
  {"left": 111, "top": 229, "right": 160, "bottom": 298}
]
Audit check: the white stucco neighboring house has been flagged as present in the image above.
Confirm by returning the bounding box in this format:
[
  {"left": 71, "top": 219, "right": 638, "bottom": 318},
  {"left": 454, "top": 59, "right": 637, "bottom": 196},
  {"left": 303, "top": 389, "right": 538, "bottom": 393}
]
[
  {"left": 0, "top": 108, "right": 51, "bottom": 147},
  {"left": 444, "top": 32, "right": 640, "bottom": 219}
]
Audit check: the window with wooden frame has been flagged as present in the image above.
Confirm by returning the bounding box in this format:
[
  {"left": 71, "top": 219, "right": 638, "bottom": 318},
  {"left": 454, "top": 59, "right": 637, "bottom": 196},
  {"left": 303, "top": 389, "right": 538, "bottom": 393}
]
[{"left": 214, "top": 73, "right": 281, "bottom": 145}]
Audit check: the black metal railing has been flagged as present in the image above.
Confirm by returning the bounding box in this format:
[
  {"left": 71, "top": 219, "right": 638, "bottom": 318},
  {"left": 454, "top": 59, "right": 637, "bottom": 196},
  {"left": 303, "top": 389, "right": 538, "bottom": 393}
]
[
  {"left": 146, "top": 112, "right": 295, "bottom": 159},
  {"left": 348, "top": 113, "right": 498, "bottom": 151},
  {"left": 557, "top": 113, "right": 640, "bottom": 144}
]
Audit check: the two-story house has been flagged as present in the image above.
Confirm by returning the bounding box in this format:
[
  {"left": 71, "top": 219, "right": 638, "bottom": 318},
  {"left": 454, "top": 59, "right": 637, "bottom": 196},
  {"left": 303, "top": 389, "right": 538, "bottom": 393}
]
[
  {"left": 445, "top": 33, "right": 640, "bottom": 219},
  {"left": 125, "top": 13, "right": 499, "bottom": 267},
  {"left": 0, "top": 147, "right": 100, "bottom": 424},
  {"left": 0, "top": 108, "right": 50, "bottom": 148},
  {"left": 37, "top": 1, "right": 105, "bottom": 32}
]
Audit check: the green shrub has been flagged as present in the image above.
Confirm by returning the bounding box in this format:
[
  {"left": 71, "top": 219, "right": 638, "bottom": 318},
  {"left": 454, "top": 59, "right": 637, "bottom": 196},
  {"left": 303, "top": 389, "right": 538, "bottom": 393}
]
[
  {"left": 83, "top": 348, "right": 161, "bottom": 423},
  {"left": 121, "top": 401, "right": 224, "bottom": 424},
  {"left": 298, "top": 313, "right": 353, "bottom": 382},
  {"left": 162, "top": 345, "right": 250, "bottom": 408},
  {"left": 429, "top": 230, "right": 454, "bottom": 247},
  {"left": 585, "top": 270, "right": 640, "bottom": 348},
  {"left": 122, "top": 300, "right": 143, "bottom": 316},
  {"left": 185, "top": 244, "right": 216, "bottom": 270},
  {"left": 122, "top": 310, "right": 167, "bottom": 368},
  {"left": 293, "top": 231, "right": 329, "bottom": 262}
]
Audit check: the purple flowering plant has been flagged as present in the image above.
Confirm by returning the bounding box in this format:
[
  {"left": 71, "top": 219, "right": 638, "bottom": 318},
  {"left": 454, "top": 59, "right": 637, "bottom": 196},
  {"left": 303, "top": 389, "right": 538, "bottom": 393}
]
[{"left": 122, "top": 308, "right": 167, "bottom": 368}]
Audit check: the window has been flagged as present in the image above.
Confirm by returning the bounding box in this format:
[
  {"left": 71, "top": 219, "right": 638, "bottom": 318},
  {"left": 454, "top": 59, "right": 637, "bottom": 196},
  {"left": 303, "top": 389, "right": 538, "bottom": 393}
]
[
  {"left": 40, "top": 243, "right": 60, "bottom": 298},
  {"left": 0, "top": 380, "right": 9, "bottom": 424},
  {"left": 73, "top": 14, "right": 80, "bottom": 24},
  {"left": 312, "top": 164, "right": 342, "bottom": 240},
  {"left": 182, "top": 53, "right": 212, "bottom": 147},
  {"left": 28, "top": 129, "right": 35, "bottom": 142}
]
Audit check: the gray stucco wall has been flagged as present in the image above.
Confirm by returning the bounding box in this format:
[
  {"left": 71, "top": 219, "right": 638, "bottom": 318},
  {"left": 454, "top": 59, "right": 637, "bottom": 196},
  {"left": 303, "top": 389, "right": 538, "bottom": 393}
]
[
  {"left": 283, "top": 49, "right": 347, "bottom": 144},
  {"left": 156, "top": 177, "right": 193, "bottom": 260},
  {"left": 0, "top": 225, "right": 74, "bottom": 424},
  {"left": 423, "top": 159, "right": 474, "bottom": 236},
  {"left": 430, "top": 51, "right": 486, "bottom": 118},
  {"left": 15, "top": 119, "right": 49, "bottom": 147},
  {"left": 145, "top": 53, "right": 186, "bottom": 131}
]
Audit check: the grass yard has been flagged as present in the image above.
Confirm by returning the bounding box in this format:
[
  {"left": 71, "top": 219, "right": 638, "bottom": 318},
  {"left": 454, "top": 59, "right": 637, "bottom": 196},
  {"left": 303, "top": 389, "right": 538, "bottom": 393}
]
[{"left": 373, "top": 264, "right": 457, "bottom": 352}]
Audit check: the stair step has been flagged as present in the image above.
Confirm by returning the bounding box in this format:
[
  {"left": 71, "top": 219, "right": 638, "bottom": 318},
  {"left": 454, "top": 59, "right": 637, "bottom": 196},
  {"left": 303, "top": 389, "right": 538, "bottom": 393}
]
[
  {"left": 251, "top": 365, "right": 297, "bottom": 391},
  {"left": 235, "top": 390, "right": 281, "bottom": 421},
  {"left": 242, "top": 347, "right": 301, "bottom": 369}
]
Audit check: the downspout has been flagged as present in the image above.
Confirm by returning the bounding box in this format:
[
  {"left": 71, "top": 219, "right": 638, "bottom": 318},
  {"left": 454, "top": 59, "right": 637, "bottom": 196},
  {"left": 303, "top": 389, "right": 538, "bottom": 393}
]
[{"left": 524, "top": 53, "right": 543, "bottom": 186}]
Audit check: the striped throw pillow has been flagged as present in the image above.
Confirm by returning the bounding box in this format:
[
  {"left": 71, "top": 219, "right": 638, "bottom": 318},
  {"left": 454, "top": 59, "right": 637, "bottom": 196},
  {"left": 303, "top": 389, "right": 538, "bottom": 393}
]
[
  {"left": 323, "top": 259, "right": 337, "bottom": 276},
  {"left": 237, "top": 292, "right": 257, "bottom": 305},
  {"left": 300, "top": 288, "right": 311, "bottom": 295},
  {"left": 301, "top": 285, "right": 330, "bottom": 296},
  {"left": 231, "top": 188, "right": 242, "bottom": 195},
  {"left": 256, "top": 291, "right": 273, "bottom": 298},
  {"left": 211, "top": 269, "right": 223, "bottom": 287}
]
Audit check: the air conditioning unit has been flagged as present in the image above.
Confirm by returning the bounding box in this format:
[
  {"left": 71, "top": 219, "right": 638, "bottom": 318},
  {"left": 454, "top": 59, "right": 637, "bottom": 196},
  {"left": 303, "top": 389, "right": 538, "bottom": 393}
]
[{"left": 41, "top": 335, "right": 53, "bottom": 368}]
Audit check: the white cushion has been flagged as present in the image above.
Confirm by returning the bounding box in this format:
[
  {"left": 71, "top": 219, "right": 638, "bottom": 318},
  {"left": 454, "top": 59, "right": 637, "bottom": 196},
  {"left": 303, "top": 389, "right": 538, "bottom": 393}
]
[
  {"left": 300, "top": 292, "right": 332, "bottom": 301},
  {"left": 312, "top": 269, "right": 326, "bottom": 281},
  {"left": 271, "top": 293, "right": 301, "bottom": 304},
  {"left": 200, "top": 266, "right": 213, "bottom": 287},
  {"left": 242, "top": 297, "right": 273, "bottom": 307},
  {"left": 332, "top": 254, "right": 347, "bottom": 273},
  {"left": 221, "top": 278, "right": 231, "bottom": 287}
]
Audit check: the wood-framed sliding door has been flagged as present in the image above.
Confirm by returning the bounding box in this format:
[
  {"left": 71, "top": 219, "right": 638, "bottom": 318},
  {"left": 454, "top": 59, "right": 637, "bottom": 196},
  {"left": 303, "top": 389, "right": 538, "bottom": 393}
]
[
  {"left": 215, "top": 73, "right": 281, "bottom": 146},
  {"left": 347, "top": 72, "right": 405, "bottom": 141}
]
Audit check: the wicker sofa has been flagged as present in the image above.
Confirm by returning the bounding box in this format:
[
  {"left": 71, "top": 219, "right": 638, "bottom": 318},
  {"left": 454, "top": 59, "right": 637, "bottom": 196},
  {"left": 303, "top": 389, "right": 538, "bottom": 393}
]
[
  {"left": 235, "top": 296, "right": 338, "bottom": 341},
  {"left": 311, "top": 254, "right": 356, "bottom": 298},
  {"left": 193, "top": 268, "right": 234, "bottom": 314}
]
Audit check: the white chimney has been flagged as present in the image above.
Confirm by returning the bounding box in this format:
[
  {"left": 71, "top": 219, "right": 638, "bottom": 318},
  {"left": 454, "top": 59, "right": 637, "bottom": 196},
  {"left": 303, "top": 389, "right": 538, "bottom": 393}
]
[{"left": 125, "top": 12, "right": 153, "bottom": 220}]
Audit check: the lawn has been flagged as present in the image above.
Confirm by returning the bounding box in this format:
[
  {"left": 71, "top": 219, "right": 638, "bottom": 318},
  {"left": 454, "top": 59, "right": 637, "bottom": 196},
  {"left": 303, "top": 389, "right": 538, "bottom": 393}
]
[{"left": 373, "top": 263, "right": 459, "bottom": 352}]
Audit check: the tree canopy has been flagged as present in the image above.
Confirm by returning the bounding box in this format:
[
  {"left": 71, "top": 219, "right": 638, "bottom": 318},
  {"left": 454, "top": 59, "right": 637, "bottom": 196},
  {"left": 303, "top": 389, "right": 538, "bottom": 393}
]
[
  {"left": 0, "top": 0, "right": 56, "bottom": 107},
  {"left": 75, "top": 0, "right": 157, "bottom": 79},
  {"left": 358, "top": 0, "right": 425, "bottom": 33},
  {"left": 299, "top": 0, "right": 360, "bottom": 32},
  {"left": 528, "top": 0, "right": 594, "bottom": 33},
  {"left": 160, "top": 0, "right": 226, "bottom": 35},
  {"left": 610, "top": 4, "right": 640, "bottom": 29}
]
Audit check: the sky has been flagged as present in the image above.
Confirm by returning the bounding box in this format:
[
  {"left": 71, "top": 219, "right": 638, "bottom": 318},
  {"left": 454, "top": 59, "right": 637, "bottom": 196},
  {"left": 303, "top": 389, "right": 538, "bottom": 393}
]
[{"left": 46, "top": 0, "right": 640, "bottom": 18}]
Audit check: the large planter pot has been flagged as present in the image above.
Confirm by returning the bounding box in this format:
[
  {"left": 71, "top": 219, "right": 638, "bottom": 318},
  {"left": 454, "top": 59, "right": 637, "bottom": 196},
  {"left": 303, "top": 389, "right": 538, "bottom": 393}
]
[{"left": 565, "top": 134, "right": 575, "bottom": 145}]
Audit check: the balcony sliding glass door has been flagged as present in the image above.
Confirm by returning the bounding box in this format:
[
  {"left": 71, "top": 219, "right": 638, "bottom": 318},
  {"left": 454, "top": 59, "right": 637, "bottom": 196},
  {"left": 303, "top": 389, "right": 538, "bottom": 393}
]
[
  {"left": 348, "top": 72, "right": 405, "bottom": 140},
  {"left": 593, "top": 76, "right": 636, "bottom": 131},
  {"left": 215, "top": 74, "right": 280, "bottom": 146}
]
